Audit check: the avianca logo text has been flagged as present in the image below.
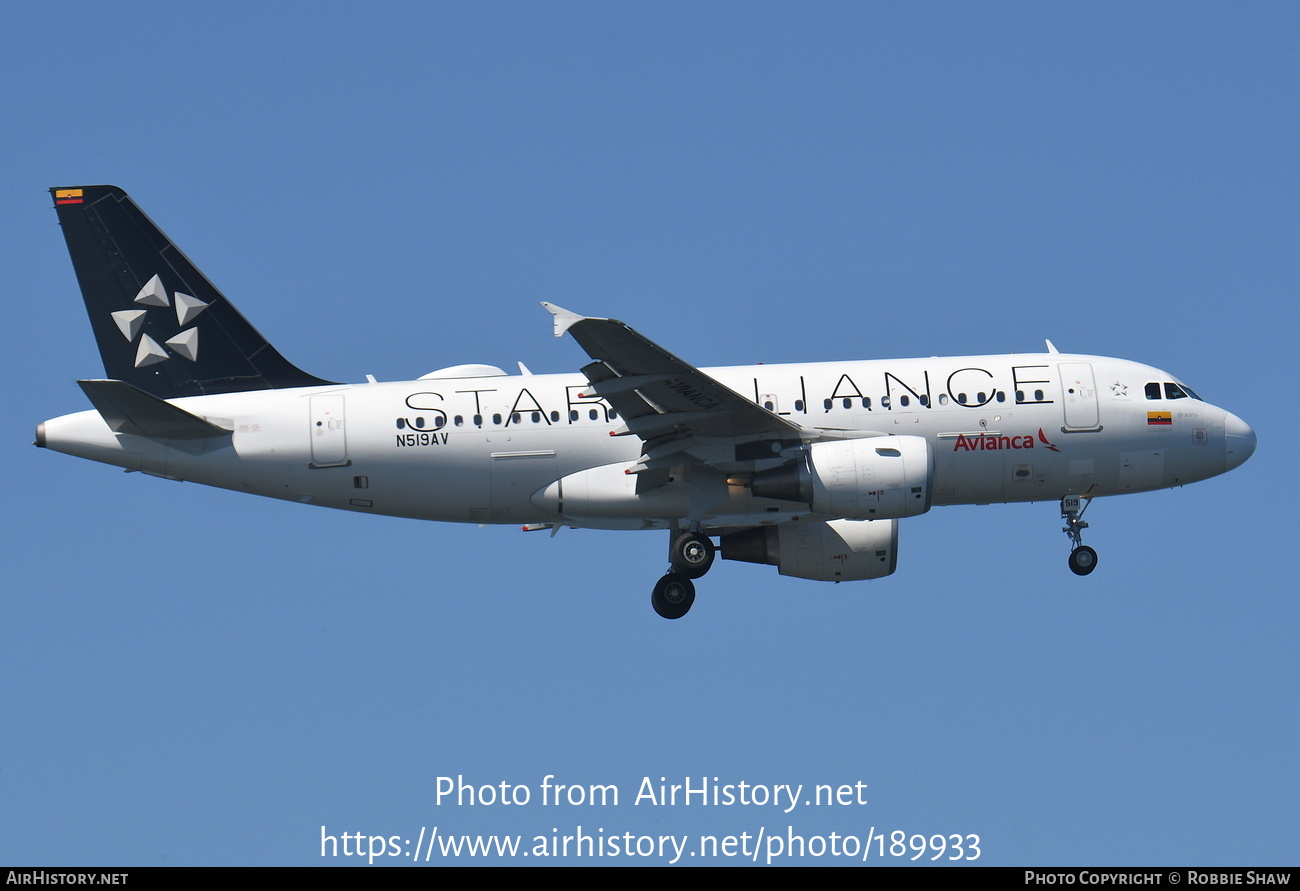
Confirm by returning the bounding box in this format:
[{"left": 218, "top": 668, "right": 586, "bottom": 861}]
[{"left": 953, "top": 428, "right": 1060, "bottom": 452}]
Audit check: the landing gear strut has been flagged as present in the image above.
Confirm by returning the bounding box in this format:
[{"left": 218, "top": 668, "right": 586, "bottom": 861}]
[{"left": 1061, "top": 494, "right": 1098, "bottom": 576}]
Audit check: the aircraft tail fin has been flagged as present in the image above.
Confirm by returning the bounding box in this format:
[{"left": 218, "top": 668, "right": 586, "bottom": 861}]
[{"left": 50, "top": 186, "right": 334, "bottom": 399}]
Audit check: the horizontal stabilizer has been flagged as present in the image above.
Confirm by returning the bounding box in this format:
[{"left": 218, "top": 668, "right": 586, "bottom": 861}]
[{"left": 78, "top": 380, "right": 233, "bottom": 440}]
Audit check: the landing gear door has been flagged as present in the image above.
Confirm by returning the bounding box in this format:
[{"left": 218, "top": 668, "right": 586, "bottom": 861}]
[
  {"left": 1059, "top": 362, "right": 1100, "bottom": 431},
  {"left": 310, "top": 394, "right": 349, "bottom": 467}
]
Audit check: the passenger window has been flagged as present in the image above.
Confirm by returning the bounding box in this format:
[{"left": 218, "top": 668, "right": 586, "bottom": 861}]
[
  {"left": 863, "top": 398, "right": 871, "bottom": 409},
  {"left": 454, "top": 415, "right": 463, "bottom": 427},
  {"left": 995, "top": 391, "right": 1005, "bottom": 403},
  {"left": 958, "top": 393, "right": 968, "bottom": 405},
  {"left": 473, "top": 414, "right": 483, "bottom": 426},
  {"left": 842, "top": 398, "right": 852, "bottom": 409},
  {"left": 569, "top": 410, "right": 578, "bottom": 422},
  {"left": 550, "top": 411, "right": 560, "bottom": 422},
  {"left": 900, "top": 395, "right": 910, "bottom": 407},
  {"left": 609, "top": 409, "right": 618, "bottom": 420},
  {"left": 531, "top": 412, "right": 540, "bottom": 423},
  {"left": 589, "top": 409, "right": 598, "bottom": 420},
  {"left": 492, "top": 413, "right": 502, "bottom": 425},
  {"left": 794, "top": 400, "right": 804, "bottom": 412},
  {"left": 823, "top": 399, "right": 833, "bottom": 411}
]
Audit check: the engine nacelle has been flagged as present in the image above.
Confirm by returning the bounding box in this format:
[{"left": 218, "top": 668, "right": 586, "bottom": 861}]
[
  {"left": 721, "top": 518, "right": 898, "bottom": 581},
  {"left": 750, "top": 435, "right": 932, "bottom": 520}
]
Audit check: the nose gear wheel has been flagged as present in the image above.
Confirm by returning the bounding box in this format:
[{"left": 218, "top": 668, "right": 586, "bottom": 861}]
[{"left": 1061, "top": 494, "right": 1099, "bottom": 576}]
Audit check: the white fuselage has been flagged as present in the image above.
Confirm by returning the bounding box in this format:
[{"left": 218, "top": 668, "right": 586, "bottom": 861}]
[{"left": 39, "top": 352, "right": 1252, "bottom": 531}]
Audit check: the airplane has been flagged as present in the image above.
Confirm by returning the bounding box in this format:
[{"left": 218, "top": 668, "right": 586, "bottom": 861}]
[{"left": 37, "top": 185, "right": 1257, "bottom": 618}]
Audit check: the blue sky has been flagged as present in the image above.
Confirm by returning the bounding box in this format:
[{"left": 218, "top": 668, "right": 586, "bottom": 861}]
[{"left": 3, "top": 2, "right": 1295, "bottom": 866}]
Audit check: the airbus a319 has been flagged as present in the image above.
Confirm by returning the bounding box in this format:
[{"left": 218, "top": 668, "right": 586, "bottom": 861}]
[{"left": 37, "top": 186, "right": 1256, "bottom": 618}]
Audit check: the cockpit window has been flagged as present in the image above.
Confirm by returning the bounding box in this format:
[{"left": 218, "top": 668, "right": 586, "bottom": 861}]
[
  {"left": 1145, "top": 382, "right": 1161, "bottom": 400},
  {"left": 1164, "top": 382, "right": 1188, "bottom": 400}
]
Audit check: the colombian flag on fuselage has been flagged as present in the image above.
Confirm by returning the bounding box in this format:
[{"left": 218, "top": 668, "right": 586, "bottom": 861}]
[{"left": 1147, "top": 412, "right": 1172, "bottom": 426}]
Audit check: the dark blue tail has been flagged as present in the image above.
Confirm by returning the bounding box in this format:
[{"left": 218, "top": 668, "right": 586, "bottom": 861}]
[{"left": 51, "top": 185, "right": 334, "bottom": 398}]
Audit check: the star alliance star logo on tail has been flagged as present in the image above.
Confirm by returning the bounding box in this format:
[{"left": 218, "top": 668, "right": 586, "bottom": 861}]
[{"left": 109, "top": 274, "right": 208, "bottom": 368}]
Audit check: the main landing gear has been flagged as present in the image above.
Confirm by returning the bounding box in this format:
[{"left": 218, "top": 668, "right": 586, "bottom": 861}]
[
  {"left": 670, "top": 531, "right": 715, "bottom": 578},
  {"left": 651, "top": 531, "right": 716, "bottom": 619},
  {"left": 651, "top": 573, "right": 695, "bottom": 620},
  {"left": 1061, "top": 494, "right": 1098, "bottom": 576}
]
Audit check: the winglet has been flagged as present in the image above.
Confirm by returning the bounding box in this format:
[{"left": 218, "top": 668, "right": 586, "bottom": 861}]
[
  {"left": 541, "top": 302, "right": 586, "bottom": 337},
  {"left": 1045, "top": 339, "right": 1060, "bottom": 354}
]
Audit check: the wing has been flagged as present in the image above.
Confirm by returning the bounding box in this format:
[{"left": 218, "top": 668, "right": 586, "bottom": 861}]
[{"left": 543, "top": 303, "right": 812, "bottom": 491}]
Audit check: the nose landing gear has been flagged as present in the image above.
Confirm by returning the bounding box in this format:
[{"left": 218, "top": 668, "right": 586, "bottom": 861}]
[
  {"left": 1061, "top": 494, "right": 1098, "bottom": 576},
  {"left": 1068, "top": 544, "right": 1098, "bottom": 575}
]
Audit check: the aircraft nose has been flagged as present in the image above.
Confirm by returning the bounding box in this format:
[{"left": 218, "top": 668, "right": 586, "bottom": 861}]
[{"left": 1224, "top": 412, "right": 1256, "bottom": 471}]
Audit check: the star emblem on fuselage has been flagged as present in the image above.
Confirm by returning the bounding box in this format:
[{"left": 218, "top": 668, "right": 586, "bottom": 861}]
[
  {"left": 1110, "top": 381, "right": 1128, "bottom": 396},
  {"left": 109, "top": 274, "right": 208, "bottom": 368}
]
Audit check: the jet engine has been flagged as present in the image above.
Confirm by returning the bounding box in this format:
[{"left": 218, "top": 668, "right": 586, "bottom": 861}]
[
  {"left": 750, "top": 434, "right": 932, "bottom": 520},
  {"left": 721, "top": 518, "right": 898, "bottom": 581}
]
